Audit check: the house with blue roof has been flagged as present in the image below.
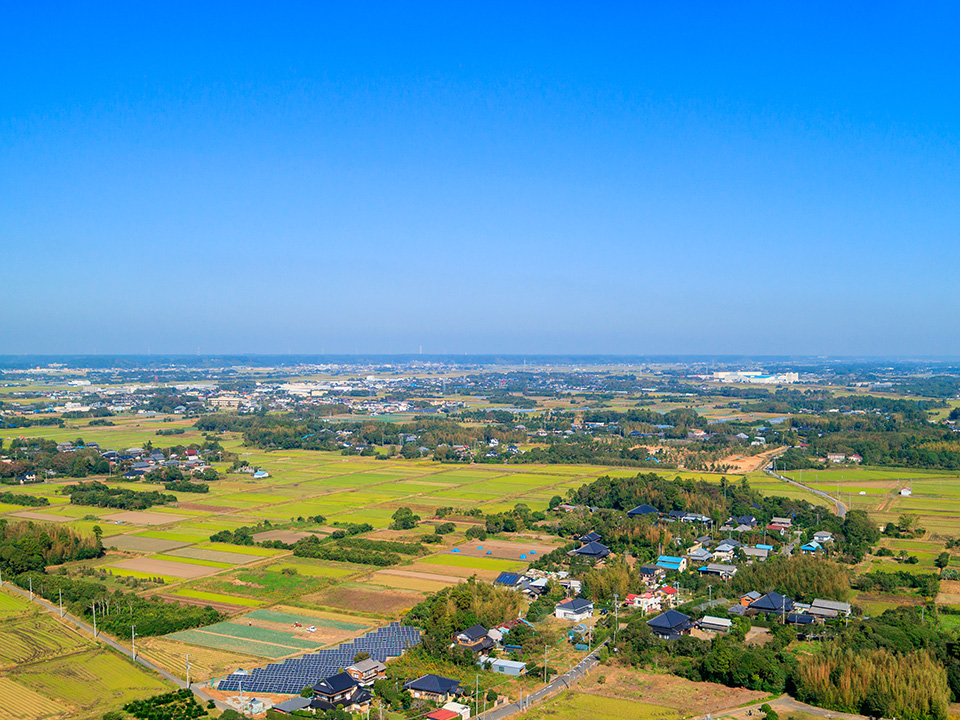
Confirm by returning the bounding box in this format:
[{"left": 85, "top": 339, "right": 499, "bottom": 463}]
[
  {"left": 655, "top": 555, "right": 687, "bottom": 572},
  {"left": 800, "top": 540, "right": 822, "bottom": 553}
]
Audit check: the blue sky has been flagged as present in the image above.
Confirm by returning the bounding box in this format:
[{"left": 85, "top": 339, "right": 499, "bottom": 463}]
[{"left": 2, "top": 2, "right": 958, "bottom": 355}]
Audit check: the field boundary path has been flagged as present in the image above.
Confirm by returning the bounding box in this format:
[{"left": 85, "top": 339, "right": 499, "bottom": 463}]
[
  {"left": 0, "top": 579, "right": 229, "bottom": 711},
  {"left": 476, "top": 641, "right": 606, "bottom": 720},
  {"left": 765, "top": 467, "right": 848, "bottom": 518},
  {"left": 713, "top": 692, "right": 867, "bottom": 720}
]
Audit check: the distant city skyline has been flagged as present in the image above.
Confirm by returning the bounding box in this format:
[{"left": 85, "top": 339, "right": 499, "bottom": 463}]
[{"left": 2, "top": 3, "right": 958, "bottom": 355}]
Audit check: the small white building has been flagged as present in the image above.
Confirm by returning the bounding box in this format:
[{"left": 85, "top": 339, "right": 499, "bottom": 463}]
[
  {"left": 554, "top": 598, "right": 594, "bottom": 622},
  {"left": 442, "top": 701, "right": 472, "bottom": 719}
]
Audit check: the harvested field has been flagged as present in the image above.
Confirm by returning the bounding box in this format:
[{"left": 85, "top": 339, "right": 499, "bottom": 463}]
[
  {"left": 304, "top": 584, "right": 423, "bottom": 615},
  {"left": 522, "top": 691, "right": 678, "bottom": 720},
  {"left": 380, "top": 568, "right": 467, "bottom": 584},
  {"left": 110, "top": 557, "right": 215, "bottom": 579},
  {"left": 11, "top": 648, "right": 173, "bottom": 716},
  {"left": 369, "top": 570, "right": 457, "bottom": 593},
  {"left": 252, "top": 529, "right": 317, "bottom": 544},
  {"left": 101, "top": 511, "right": 188, "bottom": 525},
  {"left": 8, "top": 511, "right": 74, "bottom": 523},
  {"left": 137, "top": 636, "right": 261, "bottom": 682},
  {"left": 104, "top": 535, "right": 190, "bottom": 553},
  {"left": 405, "top": 561, "right": 502, "bottom": 581},
  {"left": 451, "top": 539, "right": 555, "bottom": 560},
  {"left": 0, "top": 616, "right": 90, "bottom": 667},
  {"left": 0, "top": 676, "right": 71, "bottom": 720},
  {"left": 167, "top": 547, "right": 270, "bottom": 564},
  {"left": 938, "top": 580, "right": 960, "bottom": 605},
  {"left": 580, "top": 668, "right": 766, "bottom": 717}
]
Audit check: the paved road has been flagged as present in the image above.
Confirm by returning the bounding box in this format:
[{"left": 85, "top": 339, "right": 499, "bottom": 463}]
[
  {"left": 766, "top": 467, "right": 848, "bottom": 518},
  {"left": 1, "top": 581, "right": 228, "bottom": 711},
  {"left": 477, "top": 642, "right": 605, "bottom": 720}
]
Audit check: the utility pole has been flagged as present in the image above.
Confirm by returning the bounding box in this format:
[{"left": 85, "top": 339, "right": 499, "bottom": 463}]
[
  {"left": 132, "top": 625, "right": 137, "bottom": 661},
  {"left": 186, "top": 654, "right": 191, "bottom": 687},
  {"left": 613, "top": 593, "right": 619, "bottom": 647},
  {"left": 28, "top": 576, "right": 32, "bottom": 600},
  {"left": 475, "top": 674, "right": 479, "bottom": 719},
  {"left": 59, "top": 589, "right": 63, "bottom": 618},
  {"left": 91, "top": 602, "right": 97, "bottom": 637}
]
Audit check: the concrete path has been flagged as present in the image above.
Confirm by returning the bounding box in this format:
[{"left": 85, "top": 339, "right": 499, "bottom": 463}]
[
  {"left": 1, "top": 580, "right": 228, "bottom": 711},
  {"left": 765, "top": 467, "right": 848, "bottom": 518}
]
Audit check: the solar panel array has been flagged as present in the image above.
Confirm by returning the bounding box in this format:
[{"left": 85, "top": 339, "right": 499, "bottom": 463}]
[{"left": 217, "top": 623, "right": 421, "bottom": 695}]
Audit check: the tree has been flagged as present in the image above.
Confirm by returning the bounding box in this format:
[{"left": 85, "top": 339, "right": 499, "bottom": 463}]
[
  {"left": 936, "top": 552, "right": 951, "bottom": 570},
  {"left": 391, "top": 507, "right": 420, "bottom": 530},
  {"left": 301, "top": 685, "right": 314, "bottom": 697}
]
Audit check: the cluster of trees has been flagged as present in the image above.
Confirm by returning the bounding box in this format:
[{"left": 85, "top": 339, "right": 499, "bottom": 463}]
[
  {"left": 855, "top": 570, "right": 940, "bottom": 597},
  {"left": 390, "top": 507, "right": 420, "bottom": 530},
  {"left": 292, "top": 535, "right": 400, "bottom": 566},
  {"left": 119, "top": 689, "right": 208, "bottom": 720},
  {"left": 64, "top": 481, "right": 176, "bottom": 510},
  {"left": 404, "top": 577, "right": 525, "bottom": 664},
  {"left": 0, "top": 491, "right": 49, "bottom": 507},
  {"left": 337, "top": 537, "right": 427, "bottom": 556},
  {"left": 15, "top": 570, "right": 223, "bottom": 636},
  {"left": 164, "top": 481, "right": 208, "bottom": 493},
  {"left": 0, "top": 519, "right": 103, "bottom": 575},
  {"left": 729, "top": 556, "right": 850, "bottom": 602}
]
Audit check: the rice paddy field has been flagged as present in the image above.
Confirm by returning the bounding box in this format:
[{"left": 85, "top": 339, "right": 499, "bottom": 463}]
[{"left": 0, "top": 586, "right": 174, "bottom": 718}]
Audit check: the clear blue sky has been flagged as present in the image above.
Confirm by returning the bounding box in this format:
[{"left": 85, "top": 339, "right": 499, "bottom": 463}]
[{"left": 2, "top": 2, "right": 958, "bottom": 356}]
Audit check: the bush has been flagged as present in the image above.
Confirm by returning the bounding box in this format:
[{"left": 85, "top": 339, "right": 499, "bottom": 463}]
[{"left": 435, "top": 523, "right": 456, "bottom": 535}]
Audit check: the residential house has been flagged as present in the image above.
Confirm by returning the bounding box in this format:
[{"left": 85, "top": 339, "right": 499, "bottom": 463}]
[
  {"left": 624, "top": 592, "right": 661, "bottom": 614},
  {"left": 441, "top": 701, "right": 471, "bottom": 719},
  {"left": 686, "top": 547, "right": 713, "bottom": 565},
  {"left": 570, "top": 542, "right": 610, "bottom": 562},
  {"left": 627, "top": 504, "right": 659, "bottom": 518},
  {"left": 655, "top": 584, "right": 679, "bottom": 606},
  {"left": 646, "top": 610, "right": 692, "bottom": 639},
  {"left": 638, "top": 564, "right": 666, "bottom": 586},
  {"left": 812, "top": 531, "right": 834, "bottom": 544},
  {"left": 454, "top": 625, "right": 494, "bottom": 653},
  {"left": 827, "top": 453, "right": 846, "bottom": 463},
  {"left": 741, "top": 546, "right": 769, "bottom": 562},
  {"left": 493, "top": 572, "right": 525, "bottom": 590},
  {"left": 699, "top": 616, "right": 733, "bottom": 633},
  {"left": 712, "top": 541, "right": 739, "bottom": 563},
  {"left": 554, "top": 598, "right": 594, "bottom": 622},
  {"left": 478, "top": 657, "right": 526, "bottom": 676},
  {"left": 426, "top": 710, "right": 461, "bottom": 720},
  {"left": 655, "top": 555, "right": 687, "bottom": 572},
  {"left": 310, "top": 672, "right": 372, "bottom": 712},
  {"left": 800, "top": 540, "right": 822, "bottom": 554},
  {"left": 749, "top": 591, "right": 795, "bottom": 616},
  {"left": 405, "top": 675, "right": 462, "bottom": 703},
  {"left": 345, "top": 658, "right": 386, "bottom": 686},
  {"left": 579, "top": 531, "right": 602, "bottom": 544},
  {"left": 697, "top": 563, "right": 738, "bottom": 579},
  {"left": 738, "top": 591, "right": 762, "bottom": 607}
]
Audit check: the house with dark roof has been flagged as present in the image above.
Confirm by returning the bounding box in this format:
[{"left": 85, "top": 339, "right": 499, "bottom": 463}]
[
  {"left": 454, "top": 625, "right": 494, "bottom": 652},
  {"left": 647, "top": 610, "right": 692, "bottom": 639},
  {"left": 570, "top": 541, "right": 610, "bottom": 562},
  {"left": 494, "top": 571, "right": 524, "bottom": 589},
  {"left": 310, "top": 672, "right": 372, "bottom": 712},
  {"left": 749, "top": 591, "right": 795, "bottom": 616},
  {"left": 554, "top": 598, "right": 594, "bottom": 621},
  {"left": 405, "top": 674, "right": 461, "bottom": 703},
  {"left": 579, "top": 531, "right": 602, "bottom": 544},
  {"left": 697, "top": 563, "right": 738, "bottom": 579},
  {"left": 627, "top": 504, "right": 659, "bottom": 518}
]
